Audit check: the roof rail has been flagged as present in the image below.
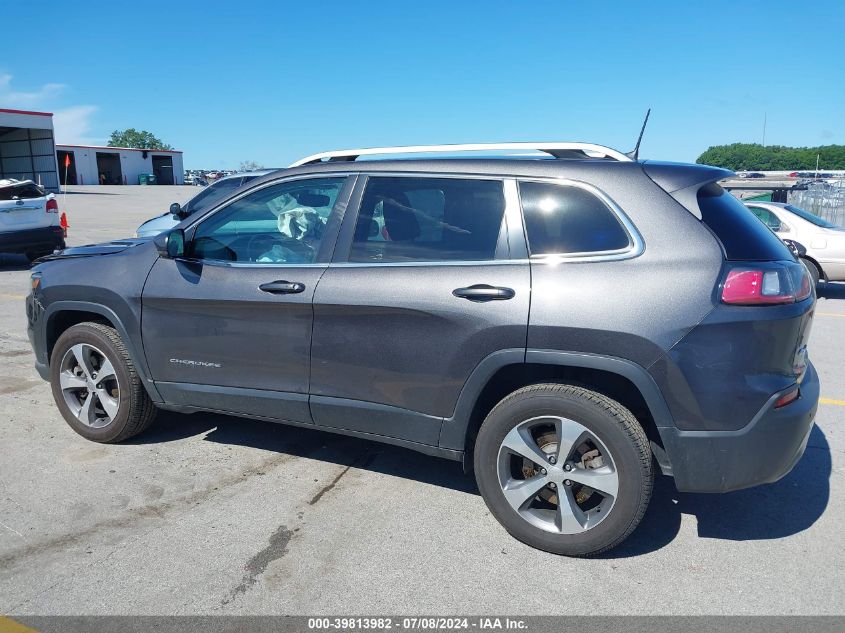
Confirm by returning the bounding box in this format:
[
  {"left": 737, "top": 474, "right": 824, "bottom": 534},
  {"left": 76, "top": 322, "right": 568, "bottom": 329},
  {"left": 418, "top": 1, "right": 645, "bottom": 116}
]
[{"left": 289, "top": 142, "right": 633, "bottom": 167}]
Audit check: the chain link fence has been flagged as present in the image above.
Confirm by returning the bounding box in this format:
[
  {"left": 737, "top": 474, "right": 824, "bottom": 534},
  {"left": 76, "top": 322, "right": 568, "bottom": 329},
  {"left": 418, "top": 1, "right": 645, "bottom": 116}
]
[{"left": 788, "top": 181, "right": 845, "bottom": 226}]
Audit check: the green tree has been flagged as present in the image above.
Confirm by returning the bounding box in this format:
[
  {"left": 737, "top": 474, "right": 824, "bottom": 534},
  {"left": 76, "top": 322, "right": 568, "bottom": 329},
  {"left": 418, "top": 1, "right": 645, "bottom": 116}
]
[
  {"left": 239, "top": 160, "right": 264, "bottom": 171},
  {"left": 108, "top": 128, "right": 173, "bottom": 150},
  {"left": 696, "top": 143, "right": 845, "bottom": 170}
]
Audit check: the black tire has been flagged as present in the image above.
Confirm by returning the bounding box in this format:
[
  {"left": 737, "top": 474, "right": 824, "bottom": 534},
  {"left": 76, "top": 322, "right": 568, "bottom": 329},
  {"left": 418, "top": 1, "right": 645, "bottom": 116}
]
[
  {"left": 801, "top": 258, "right": 821, "bottom": 286},
  {"left": 474, "top": 383, "right": 653, "bottom": 557},
  {"left": 50, "top": 322, "right": 157, "bottom": 443}
]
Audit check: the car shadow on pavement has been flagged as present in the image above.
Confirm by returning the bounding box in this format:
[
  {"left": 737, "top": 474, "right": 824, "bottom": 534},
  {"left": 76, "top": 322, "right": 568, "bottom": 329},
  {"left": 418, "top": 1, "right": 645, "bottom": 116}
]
[
  {"left": 818, "top": 282, "right": 845, "bottom": 300},
  {"left": 132, "top": 410, "right": 478, "bottom": 495},
  {"left": 603, "top": 424, "right": 831, "bottom": 558},
  {"left": 0, "top": 254, "right": 33, "bottom": 271},
  {"left": 135, "top": 412, "right": 830, "bottom": 554},
  {"left": 60, "top": 191, "right": 119, "bottom": 195}
]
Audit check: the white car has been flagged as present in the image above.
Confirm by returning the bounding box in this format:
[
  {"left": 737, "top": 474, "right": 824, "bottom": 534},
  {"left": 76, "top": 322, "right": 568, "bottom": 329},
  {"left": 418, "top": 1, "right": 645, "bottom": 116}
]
[
  {"left": 745, "top": 201, "right": 845, "bottom": 284},
  {"left": 0, "top": 179, "right": 65, "bottom": 261},
  {"left": 134, "top": 169, "right": 279, "bottom": 237}
]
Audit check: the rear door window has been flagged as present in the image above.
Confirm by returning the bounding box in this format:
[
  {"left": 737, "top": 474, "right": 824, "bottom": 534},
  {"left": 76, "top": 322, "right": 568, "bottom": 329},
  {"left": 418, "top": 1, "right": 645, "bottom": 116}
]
[
  {"left": 348, "top": 176, "right": 506, "bottom": 262},
  {"left": 518, "top": 181, "right": 631, "bottom": 255}
]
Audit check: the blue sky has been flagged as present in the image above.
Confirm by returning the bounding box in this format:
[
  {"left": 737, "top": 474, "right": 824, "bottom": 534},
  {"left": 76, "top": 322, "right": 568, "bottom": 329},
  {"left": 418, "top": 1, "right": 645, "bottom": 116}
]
[{"left": 3, "top": 0, "right": 843, "bottom": 169}]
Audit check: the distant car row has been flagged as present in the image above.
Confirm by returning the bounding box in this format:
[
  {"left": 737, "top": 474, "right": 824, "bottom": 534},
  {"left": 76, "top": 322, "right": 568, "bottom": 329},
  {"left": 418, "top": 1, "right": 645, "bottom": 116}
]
[
  {"left": 135, "top": 169, "right": 279, "bottom": 237},
  {"left": 788, "top": 171, "right": 844, "bottom": 179},
  {"left": 734, "top": 171, "right": 845, "bottom": 183}
]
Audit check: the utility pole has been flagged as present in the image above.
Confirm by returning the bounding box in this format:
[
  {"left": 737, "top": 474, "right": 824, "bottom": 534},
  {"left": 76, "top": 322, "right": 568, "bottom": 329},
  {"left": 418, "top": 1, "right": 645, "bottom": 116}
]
[{"left": 762, "top": 113, "right": 767, "bottom": 146}]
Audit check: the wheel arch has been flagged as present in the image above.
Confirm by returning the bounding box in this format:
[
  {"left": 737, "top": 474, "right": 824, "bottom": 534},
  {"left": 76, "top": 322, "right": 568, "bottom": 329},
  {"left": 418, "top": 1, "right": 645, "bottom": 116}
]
[
  {"left": 799, "top": 254, "right": 826, "bottom": 281},
  {"left": 438, "top": 349, "right": 676, "bottom": 472},
  {"left": 43, "top": 301, "right": 162, "bottom": 402}
]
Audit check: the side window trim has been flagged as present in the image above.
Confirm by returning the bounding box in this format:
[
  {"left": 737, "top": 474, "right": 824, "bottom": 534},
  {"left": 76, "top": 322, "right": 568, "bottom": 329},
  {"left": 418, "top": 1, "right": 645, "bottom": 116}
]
[
  {"left": 181, "top": 174, "right": 355, "bottom": 267},
  {"left": 517, "top": 177, "right": 644, "bottom": 263},
  {"left": 332, "top": 173, "right": 517, "bottom": 266}
]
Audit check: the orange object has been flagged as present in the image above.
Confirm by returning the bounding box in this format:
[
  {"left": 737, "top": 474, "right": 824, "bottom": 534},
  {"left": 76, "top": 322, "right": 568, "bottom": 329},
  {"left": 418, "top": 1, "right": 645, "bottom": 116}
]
[
  {"left": 64, "top": 154, "right": 71, "bottom": 168},
  {"left": 60, "top": 212, "right": 69, "bottom": 237}
]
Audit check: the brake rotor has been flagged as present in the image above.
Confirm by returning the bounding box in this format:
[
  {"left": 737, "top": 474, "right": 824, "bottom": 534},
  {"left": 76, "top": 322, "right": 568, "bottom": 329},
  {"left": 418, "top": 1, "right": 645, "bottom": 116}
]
[{"left": 520, "top": 431, "right": 598, "bottom": 506}]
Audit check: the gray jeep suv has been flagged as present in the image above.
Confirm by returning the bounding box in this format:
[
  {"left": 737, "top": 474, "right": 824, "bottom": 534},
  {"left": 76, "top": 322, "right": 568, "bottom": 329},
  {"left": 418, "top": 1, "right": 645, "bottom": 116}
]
[{"left": 26, "top": 143, "right": 819, "bottom": 556}]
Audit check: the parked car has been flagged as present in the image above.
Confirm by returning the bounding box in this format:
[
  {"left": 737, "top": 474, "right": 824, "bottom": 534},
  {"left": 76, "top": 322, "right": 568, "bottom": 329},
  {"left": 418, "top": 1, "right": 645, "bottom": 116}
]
[
  {"left": 134, "top": 170, "right": 279, "bottom": 237},
  {"left": 738, "top": 171, "right": 765, "bottom": 179},
  {"left": 745, "top": 201, "right": 845, "bottom": 284},
  {"left": 27, "top": 143, "right": 817, "bottom": 556},
  {"left": 0, "top": 179, "right": 65, "bottom": 261}
]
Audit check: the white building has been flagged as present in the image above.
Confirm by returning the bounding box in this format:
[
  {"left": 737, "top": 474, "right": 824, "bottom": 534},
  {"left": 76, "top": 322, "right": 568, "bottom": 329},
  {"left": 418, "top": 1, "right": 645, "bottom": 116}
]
[
  {"left": 55, "top": 144, "right": 184, "bottom": 186},
  {"left": 0, "top": 108, "right": 60, "bottom": 191}
]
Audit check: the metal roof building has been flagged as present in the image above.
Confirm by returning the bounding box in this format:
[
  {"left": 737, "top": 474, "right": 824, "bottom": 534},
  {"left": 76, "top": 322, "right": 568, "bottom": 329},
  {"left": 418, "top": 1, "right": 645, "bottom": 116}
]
[
  {"left": 55, "top": 144, "right": 184, "bottom": 186},
  {"left": 0, "top": 108, "right": 59, "bottom": 192}
]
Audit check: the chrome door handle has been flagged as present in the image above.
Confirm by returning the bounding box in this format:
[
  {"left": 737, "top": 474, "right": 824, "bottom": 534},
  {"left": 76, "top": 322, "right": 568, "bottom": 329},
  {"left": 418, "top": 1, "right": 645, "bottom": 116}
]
[
  {"left": 259, "top": 280, "right": 305, "bottom": 294},
  {"left": 452, "top": 284, "right": 515, "bottom": 302}
]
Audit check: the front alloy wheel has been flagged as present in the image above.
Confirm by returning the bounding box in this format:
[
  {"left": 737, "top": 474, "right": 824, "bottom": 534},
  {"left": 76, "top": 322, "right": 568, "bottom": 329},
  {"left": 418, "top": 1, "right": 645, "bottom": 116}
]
[
  {"left": 50, "top": 322, "right": 157, "bottom": 443},
  {"left": 59, "top": 343, "right": 120, "bottom": 428}
]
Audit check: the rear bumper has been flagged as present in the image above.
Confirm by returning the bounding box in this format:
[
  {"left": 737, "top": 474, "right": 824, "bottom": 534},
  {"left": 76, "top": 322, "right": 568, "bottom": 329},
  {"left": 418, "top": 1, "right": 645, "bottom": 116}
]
[
  {"left": 660, "top": 361, "right": 819, "bottom": 493},
  {"left": 0, "top": 226, "right": 64, "bottom": 254}
]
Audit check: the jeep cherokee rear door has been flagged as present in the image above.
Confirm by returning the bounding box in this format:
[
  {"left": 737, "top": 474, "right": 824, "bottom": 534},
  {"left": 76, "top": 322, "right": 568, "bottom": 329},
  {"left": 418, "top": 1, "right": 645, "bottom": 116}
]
[
  {"left": 309, "top": 175, "right": 530, "bottom": 446},
  {"left": 141, "top": 175, "right": 353, "bottom": 423}
]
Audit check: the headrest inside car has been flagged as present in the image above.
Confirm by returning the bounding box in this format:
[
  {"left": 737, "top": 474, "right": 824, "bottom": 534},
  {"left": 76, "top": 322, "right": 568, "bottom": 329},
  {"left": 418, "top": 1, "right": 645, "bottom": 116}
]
[{"left": 295, "top": 192, "right": 330, "bottom": 208}]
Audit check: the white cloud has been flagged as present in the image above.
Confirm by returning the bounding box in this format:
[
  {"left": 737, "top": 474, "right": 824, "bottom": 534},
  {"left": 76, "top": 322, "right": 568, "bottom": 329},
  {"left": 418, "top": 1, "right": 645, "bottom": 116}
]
[
  {"left": 53, "top": 105, "right": 101, "bottom": 145},
  {"left": 0, "top": 73, "right": 101, "bottom": 144},
  {"left": 0, "top": 73, "right": 65, "bottom": 108}
]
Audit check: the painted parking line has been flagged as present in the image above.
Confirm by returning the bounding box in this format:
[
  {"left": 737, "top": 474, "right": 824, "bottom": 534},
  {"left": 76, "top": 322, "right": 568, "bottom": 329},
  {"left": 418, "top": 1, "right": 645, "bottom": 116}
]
[
  {"left": 0, "top": 616, "right": 39, "bottom": 633},
  {"left": 820, "top": 397, "right": 845, "bottom": 406},
  {"left": 816, "top": 312, "right": 845, "bottom": 318}
]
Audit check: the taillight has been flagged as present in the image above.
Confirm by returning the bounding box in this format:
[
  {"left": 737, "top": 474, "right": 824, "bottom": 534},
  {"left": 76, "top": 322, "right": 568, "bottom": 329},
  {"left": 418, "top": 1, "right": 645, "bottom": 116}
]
[
  {"left": 721, "top": 264, "right": 812, "bottom": 305},
  {"left": 774, "top": 386, "right": 800, "bottom": 408},
  {"left": 46, "top": 198, "right": 59, "bottom": 213}
]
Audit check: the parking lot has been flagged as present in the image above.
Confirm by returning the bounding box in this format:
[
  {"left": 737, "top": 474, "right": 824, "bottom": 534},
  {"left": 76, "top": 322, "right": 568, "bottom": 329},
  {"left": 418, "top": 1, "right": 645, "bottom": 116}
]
[{"left": 0, "top": 185, "right": 843, "bottom": 615}]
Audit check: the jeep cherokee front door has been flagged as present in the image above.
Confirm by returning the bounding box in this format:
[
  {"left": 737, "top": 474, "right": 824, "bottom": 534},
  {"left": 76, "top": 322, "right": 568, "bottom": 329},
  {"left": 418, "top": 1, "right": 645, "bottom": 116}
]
[{"left": 141, "top": 175, "right": 353, "bottom": 423}]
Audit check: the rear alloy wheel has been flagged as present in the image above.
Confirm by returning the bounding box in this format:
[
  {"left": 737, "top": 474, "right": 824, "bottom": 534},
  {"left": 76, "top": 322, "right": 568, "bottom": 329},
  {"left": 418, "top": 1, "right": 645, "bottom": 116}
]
[
  {"left": 474, "top": 383, "right": 653, "bottom": 556},
  {"left": 50, "top": 322, "right": 157, "bottom": 443}
]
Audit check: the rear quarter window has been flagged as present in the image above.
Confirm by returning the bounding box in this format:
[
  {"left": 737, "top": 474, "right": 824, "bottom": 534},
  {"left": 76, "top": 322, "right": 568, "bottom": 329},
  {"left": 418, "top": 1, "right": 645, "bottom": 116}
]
[
  {"left": 697, "top": 184, "right": 793, "bottom": 261},
  {"left": 518, "top": 181, "right": 631, "bottom": 255}
]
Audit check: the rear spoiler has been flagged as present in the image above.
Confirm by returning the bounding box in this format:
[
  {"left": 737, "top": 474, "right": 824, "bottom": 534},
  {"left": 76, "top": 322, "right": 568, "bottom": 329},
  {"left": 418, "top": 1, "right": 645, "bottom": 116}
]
[{"left": 642, "top": 161, "right": 733, "bottom": 219}]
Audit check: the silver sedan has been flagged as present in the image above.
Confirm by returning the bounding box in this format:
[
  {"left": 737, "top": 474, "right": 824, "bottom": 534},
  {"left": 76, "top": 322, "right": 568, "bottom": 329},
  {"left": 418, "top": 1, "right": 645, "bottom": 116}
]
[{"left": 745, "top": 201, "right": 845, "bottom": 284}]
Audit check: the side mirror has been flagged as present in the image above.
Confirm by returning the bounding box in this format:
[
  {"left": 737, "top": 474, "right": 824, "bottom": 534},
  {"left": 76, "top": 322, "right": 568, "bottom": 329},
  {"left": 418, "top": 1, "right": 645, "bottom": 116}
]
[
  {"left": 154, "top": 229, "right": 186, "bottom": 259},
  {"left": 170, "top": 202, "right": 190, "bottom": 220}
]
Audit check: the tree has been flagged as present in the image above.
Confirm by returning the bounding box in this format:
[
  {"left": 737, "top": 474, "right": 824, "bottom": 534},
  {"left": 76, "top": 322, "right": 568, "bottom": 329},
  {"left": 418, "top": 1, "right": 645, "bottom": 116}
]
[
  {"left": 696, "top": 143, "right": 845, "bottom": 171},
  {"left": 239, "top": 160, "right": 264, "bottom": 171},
  {"left": 108, "top": 128, "right": 173, "bottom": 150}
]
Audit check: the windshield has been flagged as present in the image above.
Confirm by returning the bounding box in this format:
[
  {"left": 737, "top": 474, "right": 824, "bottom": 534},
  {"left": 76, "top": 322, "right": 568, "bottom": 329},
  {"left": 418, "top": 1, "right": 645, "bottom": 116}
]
[
  {"left": 185, "top": 178, "right": 243, "bottom": 214},
  {"left": 785, "top": 205, "right": 838, "bottom": 229}
]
